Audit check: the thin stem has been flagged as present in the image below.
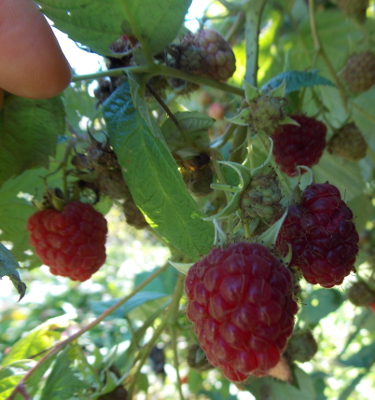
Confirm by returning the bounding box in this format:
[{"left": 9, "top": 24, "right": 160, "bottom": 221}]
[
  {"left": 246, "top": 128, "right": 254, "bottom": 170},
  {"left": 156, "top": 65, "right": 244, "bottom": 96},
  {"left": 169, "top": 275, "right": 185, "bottom": 400},
  {"left": 229, "top": 125, "right": 247, "bottom": 163},
  {"left": 308, "top": 0, "right": 348, "bottom": 112},
  {"left": 352, "top": 103, "right": 375, "bottom": 125},
  {"left": 72, "top": 65, "right": 151, "bottom": 82},
  {"left": 7, "top": 263, "right": 169, "bottom": 400},
  {"left": 225, "top": 11, "right": 245, "bottom": 43},
  {"left": 127, "top": 274, "right": 184, "bottom": 398},
  {"left": 146, "top": 83, "right": 192, "bottom": 147},
  {"left": 244, "top": 0, "right": 267, "bottom": 86},
  {"left": 120, "top": 1, "right": 153, "bottom": 65},
  {"left": 214, "top": 123, "right": 237, "bottom": 149}
]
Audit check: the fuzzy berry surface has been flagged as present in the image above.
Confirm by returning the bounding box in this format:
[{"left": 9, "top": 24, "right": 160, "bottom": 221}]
[
  {"left": 180, "top": 29, "right": 236, "bottom": 82},
  {"left": 276, "top": 183, "right": 359, "bottom": 288},
  {"left": 27, "top": 202, "right": 108, "bottom": 282},
  {"left": 272, "top": 115, "right": 327, "bottom": 177},
  {"left": 328, "top": 122, "right": 367, "bottom": 161},
  {"left": 342, "top": 52, "right": 375, "bottom": 94},
  {"left": 185, "top": 242, "right": 298, "bottom": 382}
]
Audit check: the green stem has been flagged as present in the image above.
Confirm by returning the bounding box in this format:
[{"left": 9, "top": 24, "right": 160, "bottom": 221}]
[
  {"left": 120, "top": 1, "right": 153, "bottom": 65},
  {"left": 169, "top": 276, "right": 185, "bottom": 400},
  {"left": 229, "top": 125, "right": 247, "bottom": 163},
  {"left": 72, "top": 65, "right": 151, "bottom": 82},
  {"left": 127, "top": 274, "right": 184, "bottom": 399},
  {"left": 247, "top": 128, "right": 254, "bottom": 170},
  {"left": 352, "top": 102, "right": 375, "bottom": 125},
  {"left": 7, "top": 263, "right": 169, "bottom": 400},
  {"left": 244, "top": 0, "right": 267, "bottom": 86},
  {"left": 225, "top": 11, "right": 245, "bottom": 43},
  {"left": 214, "top": 123, "right": 237, "bottom": 149},
  {"left": 157, "top": 65, "right": 244, "bottom": 96},
  {"left": 308, "top": 0, "right": 348, "bottom": 113}
]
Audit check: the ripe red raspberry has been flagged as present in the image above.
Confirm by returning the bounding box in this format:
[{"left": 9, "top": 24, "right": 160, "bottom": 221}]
[
  {"left": 276, "top": 183, "right": 359, "bottom": 288},
  {"left": 179, "top": 29, "right": 236, "bottom": 82},
  {"left": 185, "top": 242, "right": 298, "bottom": 382},
  {"left": 272, "top": 115, "right": 327, "bottom": 177},
  {"left": 27, "top": 202, "right": 108, "bottom": 281},
  {"left": 342, "top": 52, "right": 375, "bottom": 94}
]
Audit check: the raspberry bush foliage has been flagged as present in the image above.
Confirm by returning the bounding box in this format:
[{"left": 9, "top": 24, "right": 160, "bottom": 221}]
[{"left": 1, "top": 1, "right": 375, "bottom": 400}]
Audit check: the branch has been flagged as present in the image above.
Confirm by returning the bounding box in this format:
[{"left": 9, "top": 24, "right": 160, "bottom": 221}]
[{"left": 7, "top": 263, "right": 170, "bottom": 400}]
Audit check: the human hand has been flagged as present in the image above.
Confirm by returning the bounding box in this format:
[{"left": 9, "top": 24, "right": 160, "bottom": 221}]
[{"left": 0, "top": 0, "right": 72, "bottom": 107}]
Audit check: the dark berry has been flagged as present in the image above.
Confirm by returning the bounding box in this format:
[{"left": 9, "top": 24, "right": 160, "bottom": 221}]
[{"left": 272, "top": 115, "right": 327, "bottom": 177}]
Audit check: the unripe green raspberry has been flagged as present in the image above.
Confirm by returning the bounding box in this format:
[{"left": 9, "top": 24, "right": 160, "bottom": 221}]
[
  {"left": 347, "top": 282, "right": 375, "bottom": 306},
  {"left": 179, "top": 29, "right": 236, "bottom": 82},
  {"left": 342, "top": 52, "right": 375, "bottom": 94},
  {"left": 246, "top": 94, "right": 287, "bottom": 135},
  {"left": 284, "top": 331, "right": 318, "bottom": 363},
  {"left": 328, "top": 123, "right": 367, "bottom": 161},
  {"left": 240, "top": 169, "right": 282, "bottom": 222}
]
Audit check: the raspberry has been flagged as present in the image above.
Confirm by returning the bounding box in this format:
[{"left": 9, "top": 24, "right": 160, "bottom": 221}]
[
  {"left": 347, "top": 281, "right": 375, "bottom": 306},
  {"left": 180, "top": 153, "right": 214, "bottom": 198},
  {"left": 272, "top": 115, "right": 327, "bottom": 177},
  {"left": 284, "top": 330, "right": 318, "bottom": 363},
  {"left": 178, "top": 29, "right": 236, "bottom": 82},
  {"left": 246, "top": 94, "right": 287, "bottom": 135},
  {"left": 71, "top": 141, "right": 148, "bottom": 229},
  {"left": 185, "top": 242, "right": 298, "bottom": 382},
  {"left": 276, "top": 183, "right": 359, "bottom": 288},
  {"left": 342, "top": 52, "right": 375, "bottom": 94},
  {"left": 337, "top": 0, "right": 369, "bottom": 23},
  {"left": 240, "top": 169, "right": 282, "bottom": 223},
  {"left": 328, "top": 123, "right": 367, "bottom": 161},
  {"left": 27, "top": 202, "right": 108, "bottom": 282}
]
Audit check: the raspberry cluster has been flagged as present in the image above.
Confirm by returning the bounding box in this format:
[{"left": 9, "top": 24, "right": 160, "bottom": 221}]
[
  {"left": 185, "top": 242, "right": 298, "bottom": 382},
  {"left": 276, "top": 183, "right": 359, "bottom": 288},
  {"left": 27, "top": 201, "right": 108, "bottom": 282},
  {"left": 272, "top": 115, "right": 327, "bottom": 176}
]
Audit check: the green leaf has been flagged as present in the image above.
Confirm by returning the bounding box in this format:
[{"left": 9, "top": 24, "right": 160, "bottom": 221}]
[
  {"left": 160, "top": 111, "right": 214, "bottom": 155},
  {"left": 0, "top": 360, "right": 35, "bottom": 399},
  {"left": 312, "top": 152, "right": 366, "bottom": 203},
  {"left": 38, "top": 0, "right": 192, "bottom": 56},
  {"left": 0, "top": 243, "right": 26, "bottom": 301},
  {"left": 40, "top": 349, "right": 88, "bottom": 400},
  {"left": 299, "top": 288, "right": 344, "bottom": 326},
  {"left": 0, "top": 144, "right": 68, "bottom": 268},
  {"left": 245, "top": 365, "right": 316, "bottom": 400},
  {"left": 102, "top": 81, "right": 214, "bottom": 260},
  {"left": 261, "top": 70, "right": 335, "bottom": 94},
  {"left": 2, "top": 316, "right": 67, "bottom": 366},
  {"left": 133, "top": 266, "right": 178, "bottom": 295},
  {"left": 0, "top": 95, "right": 65, "bottom": 187}
]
